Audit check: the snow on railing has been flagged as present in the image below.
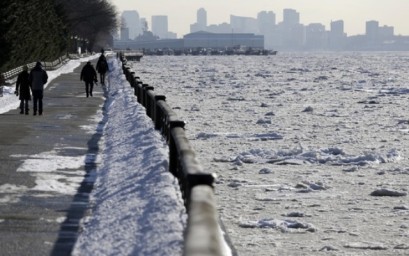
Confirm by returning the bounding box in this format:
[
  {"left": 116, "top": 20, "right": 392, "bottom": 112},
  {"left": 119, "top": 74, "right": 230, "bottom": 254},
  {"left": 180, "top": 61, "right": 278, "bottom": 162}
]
[{"left": 121, "top": 54, "right": 232, "bottom": 256}]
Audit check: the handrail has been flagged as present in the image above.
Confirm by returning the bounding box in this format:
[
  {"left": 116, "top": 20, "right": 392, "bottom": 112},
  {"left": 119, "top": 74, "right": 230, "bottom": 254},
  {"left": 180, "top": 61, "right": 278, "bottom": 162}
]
[
  {"left": 120, "top": 53, "right": 230, "bottom": 256},
  {"left": 1, "top": 53, "right": 91, "bottom": 82}
]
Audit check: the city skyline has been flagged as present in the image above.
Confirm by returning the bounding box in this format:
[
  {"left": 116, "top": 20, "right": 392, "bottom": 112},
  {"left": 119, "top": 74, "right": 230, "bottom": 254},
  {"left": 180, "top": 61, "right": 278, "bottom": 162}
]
[{"left": 112, "top": 0, "right": 409, "bottom": 37}]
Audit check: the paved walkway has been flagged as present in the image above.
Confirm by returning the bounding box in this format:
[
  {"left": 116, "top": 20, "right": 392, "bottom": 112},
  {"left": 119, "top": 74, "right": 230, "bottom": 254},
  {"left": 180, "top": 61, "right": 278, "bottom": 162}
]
[{"left": 0, "top": 60, "right": 104, "bottom": 256}]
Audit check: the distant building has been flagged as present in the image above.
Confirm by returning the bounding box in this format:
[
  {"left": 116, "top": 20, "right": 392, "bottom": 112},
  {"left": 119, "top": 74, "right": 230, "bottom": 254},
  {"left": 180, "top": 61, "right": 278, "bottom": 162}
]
[
  {"left": 120, "top": 27, "right": 129, "bottom": 41},
  {"left": 275, "top": 9, "right": 305, "bottom": 50},
  {"left": 230, "top": 15, "right": 258, "bottom": 34},
  {"left": 329, "top": 20, "right": 347, "bottom": 50},
  {"left": 190, "top": 8, "right": 208, "bottom": 33},
  {"left": 114, "top": 38, "right": 184, "bottom": 50},
  {"left": 305, "top": 23, "right": 327, "bottom": 50},
  {"left": 283, "top": 9, "right": 300, "bottom": 27},
  {"left": 121, "top": 11, "right": 142, "bottom": 40},
  {"left": 152, "top": 15, "right": 168, "bottom": 39},
  {"left": 207, "top": 23, "right": 232, "bottom": 33},
  {"left": 379, "top": 25, "right": 394, "bottom": 39},
  {"left": 366, "top": 20, "right": 379, "bottom": 41},
  {"left": 257, "top": 11, "right": 276, "bottom": 34},
  {"left": 257, "top": 11, "right": 276, "bottom": 49},
  {"left": 197, "top": 8, "right": 207, "bottom": 29},
  {"left": 183, "top": 31, "right": 264, "bottom": 49}
]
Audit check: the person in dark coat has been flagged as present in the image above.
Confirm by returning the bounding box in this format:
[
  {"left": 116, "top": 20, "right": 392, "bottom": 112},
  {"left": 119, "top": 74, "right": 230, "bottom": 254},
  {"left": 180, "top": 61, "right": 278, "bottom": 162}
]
[
  {"left": 96, "top": 52, "right": 109, "bottom": 84},
  {"left": 80, "top": 61, "right": 97, "bottom": 97},
  {"left": 29, "top": 61, "right": 48, "bottom": 116},
  {"left": 15, "top": 65, "right": 31, "bottom": 115}
]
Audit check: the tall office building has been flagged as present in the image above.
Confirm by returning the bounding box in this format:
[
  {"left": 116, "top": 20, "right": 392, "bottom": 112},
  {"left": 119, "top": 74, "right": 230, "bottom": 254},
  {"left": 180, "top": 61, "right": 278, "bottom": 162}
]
[
  {"left": 120, "top": 27, "right": 129, "bottom": 41},
  {"left": 230, "top": 15, "right": 258, "bottom": 33},
  {"left": 257, "top": 11, "right": 276, "bottom": 49},
  {"left": 329, "top": 20, "right": 346, "bottom": 50},
  {"left": 379, "top": 25, "right": 394, "bottom": 38},
  {"left": 190, "top": 8, "right": 207, "bottom": 33},
  {"left": 279, "top": 9, "right": 304, "bottom": 50},
  {"left": 366, "top": 20, "right": 379, "bottom": 40},
  {"left": 283, "top": 9, "right": 300, "bottom": 26},
  {"left": 330, "top": 20, "right": 344, "bottom": 36},
  {"left": 152, "top": 15, "right": 168, "bottom": 39},
  {"left": 257, "top": 11, "right": 276, "bottom": 34},
  {"left": 305, "top": 23, "right": 327, "bottom": 49},
  {"left": 121, "top": 10, "right": 142, "bottom": 40},
  {"left": 197, "top": 8, "right": 207, "bottom": 30}
]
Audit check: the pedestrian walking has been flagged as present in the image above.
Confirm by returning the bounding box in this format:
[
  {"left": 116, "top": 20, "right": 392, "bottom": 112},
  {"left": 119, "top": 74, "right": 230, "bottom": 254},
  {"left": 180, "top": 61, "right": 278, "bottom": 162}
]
[
  {"left": 96, "top": 50, "right": 109, "bottom": 84},
  {"left": 29, "top": 62, "right": 48, "bottom": 116},
  {"left": 15, "top": 65, "right": 31, "bottom": 115},
  {"left": 80, "top": 61, "right": 98, "bottom": 97}
]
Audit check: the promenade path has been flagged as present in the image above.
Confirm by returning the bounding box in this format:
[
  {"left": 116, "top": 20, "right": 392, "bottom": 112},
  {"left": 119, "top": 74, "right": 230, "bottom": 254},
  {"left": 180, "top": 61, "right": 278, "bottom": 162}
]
[
  {"left": 0, "top": 59, "right": 105, "bottom": 255},
  {"left": 0, "top": 58, "right": 186, "bottom": 256}
]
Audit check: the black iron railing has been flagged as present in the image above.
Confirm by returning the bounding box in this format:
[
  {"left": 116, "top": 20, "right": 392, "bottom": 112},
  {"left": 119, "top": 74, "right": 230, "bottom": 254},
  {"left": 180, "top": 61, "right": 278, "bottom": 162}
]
[{"left": 120, "top": 54, "right": 229, "bottom": 256}]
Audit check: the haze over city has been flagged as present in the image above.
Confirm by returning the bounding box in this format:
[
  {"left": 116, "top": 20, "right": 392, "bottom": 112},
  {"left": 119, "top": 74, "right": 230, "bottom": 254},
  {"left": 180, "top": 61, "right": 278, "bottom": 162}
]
[{"left": 112, "top": 0, "right": 409, "bottom": 37}]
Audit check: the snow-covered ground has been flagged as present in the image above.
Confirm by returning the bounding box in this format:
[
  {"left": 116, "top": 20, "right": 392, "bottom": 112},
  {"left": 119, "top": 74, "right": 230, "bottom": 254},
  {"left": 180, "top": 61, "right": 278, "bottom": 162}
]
[
  {"left": 131, "top": 52, "right": 409, "bottom": 255},
  {"left": 0, "top": 55, "right": 188, "bottom": 255}
]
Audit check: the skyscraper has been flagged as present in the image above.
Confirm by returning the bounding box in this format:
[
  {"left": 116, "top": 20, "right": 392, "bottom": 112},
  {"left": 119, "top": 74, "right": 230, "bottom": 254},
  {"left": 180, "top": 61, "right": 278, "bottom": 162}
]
[
  {"left": 230, "top": 15, "right": 258, "bottom": 34},
  {"left": 331, "top": 20, "right": 344, "bottom": 36},
  {"left": 283, "top": 9, "right": 300, "bottom": 26},
  {"left": 329, "top": 20, "right": 346, "bottom": 50},
  {"left": 366, "top": 20, "right": 379, "bottom": 40},
  {"left": 121, "top": 11, "right": 142, "bottom": 40},
  {"left": 152, "top": 15, "right": 168, "bottom": 39},
  {"left": 197, "top": 8, "right": 207, "bottom": 30},
  {"left": 257, "top": 11, "right": 276, "bottom": 34}
]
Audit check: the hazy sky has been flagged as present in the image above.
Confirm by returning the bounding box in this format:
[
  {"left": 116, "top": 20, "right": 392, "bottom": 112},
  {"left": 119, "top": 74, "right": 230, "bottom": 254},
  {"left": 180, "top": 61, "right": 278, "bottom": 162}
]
[{"left": 112, "top": 0, "right": 409, "bottom": 37}]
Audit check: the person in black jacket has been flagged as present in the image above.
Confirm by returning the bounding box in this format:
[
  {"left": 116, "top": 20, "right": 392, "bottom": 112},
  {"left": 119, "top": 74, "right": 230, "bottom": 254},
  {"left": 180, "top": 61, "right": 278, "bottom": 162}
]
[
  {"left": 29, "top": 62, "right": 48, "bottom": 116},
  {"left": 96, "top": 51, "right": 109, "bottom": 84},
  {"left": 15, "top": 65, "right": 31, "bottom": 115},
  {"left": 80, "top": 61, "right": 97, "bottom": 97}
]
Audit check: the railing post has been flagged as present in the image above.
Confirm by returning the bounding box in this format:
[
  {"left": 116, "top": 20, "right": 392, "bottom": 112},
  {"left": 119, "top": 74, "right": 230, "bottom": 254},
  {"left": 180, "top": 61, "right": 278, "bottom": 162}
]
[
  {"left": 168, "top": 121, "right": 185, "bottom": 177},
  {"left": 144, "top": 86, "right": 154, "bottom": 112},
  {"left": 184, "top": 185, "right": 225, "bottom": 256},
  {"left": 141, "top": 84, "right": 149, "bottom": 106},
  {"left": 154, "top": 96, "right": 166, "bottom": 130},
  {"left": 133, "top": 76, "right": 140, "bottom": 96}
]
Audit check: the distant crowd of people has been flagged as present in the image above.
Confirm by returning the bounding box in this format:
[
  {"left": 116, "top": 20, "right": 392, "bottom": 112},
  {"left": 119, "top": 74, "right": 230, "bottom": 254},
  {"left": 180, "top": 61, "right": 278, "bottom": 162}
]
[{"left": 11, "top": 50, "right": 109, "bottom": 115}]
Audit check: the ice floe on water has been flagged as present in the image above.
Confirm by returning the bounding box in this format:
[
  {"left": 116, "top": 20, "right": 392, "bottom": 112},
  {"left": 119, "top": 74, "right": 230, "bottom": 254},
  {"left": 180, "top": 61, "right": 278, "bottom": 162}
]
[
  {"left": 239, "top": 218, "right": 316, "bottom": 233},
  {"left": 229, "top": 146, "right": 401, "bottom": 166},
  {"left": 132, "top": 53, "right": 409, "bottom": 255}
]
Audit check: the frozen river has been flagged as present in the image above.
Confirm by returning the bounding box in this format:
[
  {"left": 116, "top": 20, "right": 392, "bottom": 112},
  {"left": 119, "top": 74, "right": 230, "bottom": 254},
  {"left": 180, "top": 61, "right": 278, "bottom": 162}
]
[{"left": 131, "top": 52, "right": 409, "bottom": 255}]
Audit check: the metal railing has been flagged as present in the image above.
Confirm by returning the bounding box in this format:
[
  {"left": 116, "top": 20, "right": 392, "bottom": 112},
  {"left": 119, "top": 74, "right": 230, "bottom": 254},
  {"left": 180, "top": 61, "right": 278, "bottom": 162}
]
[
  {"left": 1, "top": 55, "right": 70, "bottom": 81},
  {"left": 121, "top": 55, "right": 230, "bottom": 256}
]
